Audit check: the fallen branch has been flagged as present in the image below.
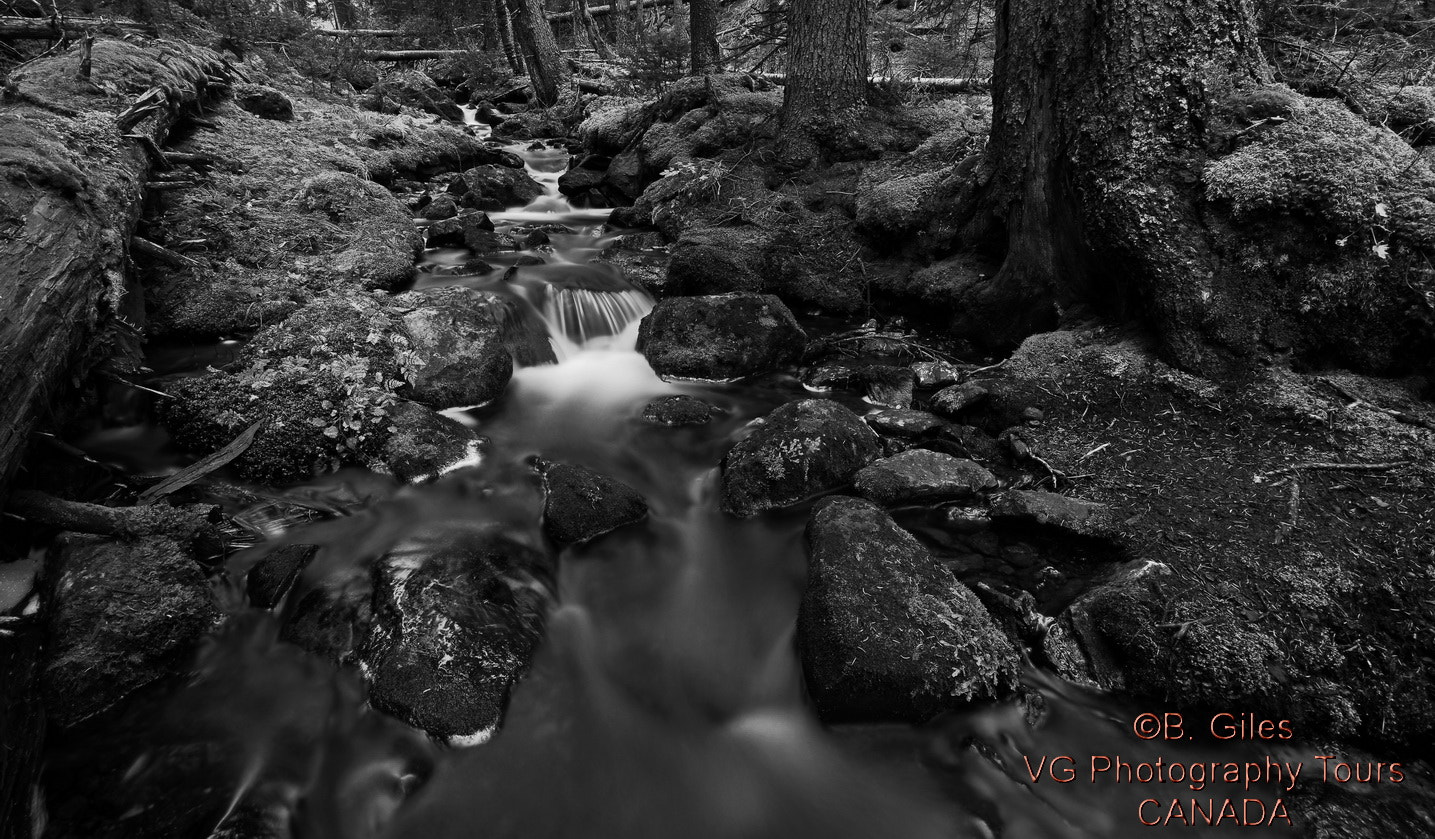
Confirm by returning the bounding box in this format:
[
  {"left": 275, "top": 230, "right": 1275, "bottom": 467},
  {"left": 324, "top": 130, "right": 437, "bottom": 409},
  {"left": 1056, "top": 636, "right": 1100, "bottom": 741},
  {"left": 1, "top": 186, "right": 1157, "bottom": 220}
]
[
  {"left": 5, "top": 490, "right": 221, "bottom": 543},
  {"left": 137, "top": 421, "right": 262, "bottom": 506},
  {"left": 361, "top": 49, "right": 469, "bottom": 61},
  {"left": 0, "top": 15, "right": 155, "bottom": 40},
  {"left": 131, "top": 236, "right": 201, "bottom": 269},
  {"left": 757, "top": 72, "right": 991, "bottom": 93}
]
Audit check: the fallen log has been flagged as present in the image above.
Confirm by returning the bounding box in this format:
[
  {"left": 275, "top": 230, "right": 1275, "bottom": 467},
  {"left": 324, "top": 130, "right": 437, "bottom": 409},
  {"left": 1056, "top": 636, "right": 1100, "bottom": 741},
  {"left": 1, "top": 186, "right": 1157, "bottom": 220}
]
[
  {"left": 361, "top": 49, "right": 470, "bottom": 61},
  {"left": 5, "top": 490, "right": 221, "bottom": 543},
  {"left": 757, "top": 72, "right": 991, "bottom": 93},
  {"left": 548, "top": 0, "right": 678, "bottom": 23},
  {"left": 0, "top": 38, "right": 231, "bottom": 503},
  {"left": 0, "top": 15, "right": 155, "bottom": 39}
]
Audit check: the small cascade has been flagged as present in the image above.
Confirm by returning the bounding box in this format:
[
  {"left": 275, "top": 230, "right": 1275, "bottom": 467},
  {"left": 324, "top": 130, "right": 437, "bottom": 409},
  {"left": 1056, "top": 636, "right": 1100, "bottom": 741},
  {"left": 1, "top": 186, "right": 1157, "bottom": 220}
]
[{"left": 541, "top": 286, "right": 654, "bottom": 348}]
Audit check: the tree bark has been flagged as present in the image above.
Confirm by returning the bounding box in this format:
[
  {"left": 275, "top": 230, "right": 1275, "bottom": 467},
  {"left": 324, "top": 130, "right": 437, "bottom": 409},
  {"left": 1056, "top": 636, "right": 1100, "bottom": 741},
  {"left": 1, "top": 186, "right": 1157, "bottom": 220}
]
[
  {"left": 494, "top": 0, "right": 526, "bottom": 75},
  {"left": 0, "top": 16, "right": 155, "bottom": 39},
  {"left": 0, "top": 39, "right": 230, "bottom": 503},
  {"left": 571, "top": 0, "right": 616, "bottom": 60},
  {"left": 689, "top": 0, "right": 722, "bottom": 74},
  {"left": 780, "top": 0, "right": 869, "bottom": 142},
  {"left": 949, "top": 0, "right": 1270, "bottom": 371},
  {"left": 505, "top": 0, "right": 567, "bottom": 106}
]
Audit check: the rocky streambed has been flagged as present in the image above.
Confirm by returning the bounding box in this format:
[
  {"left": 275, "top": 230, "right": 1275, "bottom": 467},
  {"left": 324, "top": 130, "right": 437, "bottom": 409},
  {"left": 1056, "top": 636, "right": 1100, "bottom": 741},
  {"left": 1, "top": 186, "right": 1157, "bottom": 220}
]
[{"left": 2, "top": 50, "right": 1434, "bottom": 839}]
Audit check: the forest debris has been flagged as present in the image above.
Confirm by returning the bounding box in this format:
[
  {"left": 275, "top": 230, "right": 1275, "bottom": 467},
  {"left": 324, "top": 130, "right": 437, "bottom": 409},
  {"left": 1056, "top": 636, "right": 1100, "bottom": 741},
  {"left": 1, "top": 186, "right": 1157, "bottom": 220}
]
[
  {"left": 136, "top": 421, "right": 263, "bottom": 506},
  {"left": 131, "top": 236, "right": 201, "bottom": 269},
  {"left": 5, "top": 490, "right": 222, "bottom": 545}
]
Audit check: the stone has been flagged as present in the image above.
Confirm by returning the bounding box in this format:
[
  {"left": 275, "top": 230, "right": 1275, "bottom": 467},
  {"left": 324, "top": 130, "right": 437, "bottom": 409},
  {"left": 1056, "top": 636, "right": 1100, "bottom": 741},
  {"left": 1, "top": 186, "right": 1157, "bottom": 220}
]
[
  {"left": 539, "top": 461, "right": 649, "bottom": 544},
  {"left": 246, "top": 544, "right": 318, "bottom": 609},
  {"left": 419, "top": 194, "right": 459, "bottom": 221},
  {"left": 910, "top": 359, "right": 972, "bottom": 388},
  {"left": 930, "top": 382, "right": 990, "bottom": 417},
  {"left": 720, "top": 399, "right": 881, "bottom": 517},
  {"left": 990, "top": 490, "right": 1120, "bottom": 541},
  {"left": 939, "top": 506, "right": 991, "bottom": 534},
  {"left": 637, "top": 293, "right": 806, "bottom": 380},
  {"left": 425, "top": 216, "right": 464, "bottom": 248},
  {"left": 362, "top": 527, "right": 553, "bottom": 738},
  {"left": 864, "top": 408, "right": 946, "bottom": 439},
  {"left": 451, "top": 164, "right": 545, "bottom": 212},
  {"left": 378, "top": 400, "right": 486, "bottom": 482},
  {"left": 557, "top": 165, "right": 605, "bottom": 198},
  {"left": 798, "top": 497, "right": 1020, "bottom": 722},
  {"left": 398, "top": 288, "right": 516, "bottom": 408},
  {"left": 853, "top": 449, "right": 998, "bottom": 506},
  {"left": 42, "top": 534, "right": 219, "bottom": 727},
  {"left": 361, "top": 71, "right": 463, "bottom": 122},
  {"left": 233, "top": 83, "right": 294, "bottom": 120},
  {"left": 641, "top": 395, "right": 714, "bottom": 426},
  {"left": 804, "top": 364, "right": 915, "bottom": 409}
]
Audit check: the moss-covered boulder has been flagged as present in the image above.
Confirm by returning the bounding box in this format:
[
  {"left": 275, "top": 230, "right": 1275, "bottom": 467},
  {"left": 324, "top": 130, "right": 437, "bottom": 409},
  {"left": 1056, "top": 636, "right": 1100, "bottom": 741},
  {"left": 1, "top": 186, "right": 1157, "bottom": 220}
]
[
  {"left": 720, "top": 399, "right": 882, "bottom": 517},
  {"left": 361, "top": 71, "right": 463, "bottom": 122},
  {"left": 450, "top": 164, "right": 545, "bottom": 211},
  {"left": 798, "top": 497, "right": 1020, "bottom": 722},
  {"left": 637, "top": 293, "right": 806, "bottom": 380}
]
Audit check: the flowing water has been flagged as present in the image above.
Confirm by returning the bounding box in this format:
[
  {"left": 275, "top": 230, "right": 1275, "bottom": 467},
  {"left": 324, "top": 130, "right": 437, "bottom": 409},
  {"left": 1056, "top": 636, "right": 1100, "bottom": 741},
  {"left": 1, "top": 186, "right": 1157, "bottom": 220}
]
[{"left": 41, "top": 125, "right": 1301, "bottom": 839}]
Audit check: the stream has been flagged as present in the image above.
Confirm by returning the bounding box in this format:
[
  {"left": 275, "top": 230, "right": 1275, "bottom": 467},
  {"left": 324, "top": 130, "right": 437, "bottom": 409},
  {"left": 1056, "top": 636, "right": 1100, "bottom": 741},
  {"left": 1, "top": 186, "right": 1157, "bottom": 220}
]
[{"left": 40, "top": 120, "right": 1299, "bottom": 839}]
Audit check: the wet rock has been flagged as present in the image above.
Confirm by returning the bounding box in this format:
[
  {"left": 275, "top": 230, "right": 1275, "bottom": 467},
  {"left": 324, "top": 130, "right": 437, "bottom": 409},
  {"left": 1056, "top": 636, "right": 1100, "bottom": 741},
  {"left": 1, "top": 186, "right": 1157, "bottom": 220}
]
[
  {"left": 910, "top": 359, "right": 971, "bottom": 388},
  {"left": 42, "top": 534, "right": 219, "bottom": 727},
  {"left": 362, "top": 71, "right": 464, "bottom": 122},
  {"left": 246, "top": 544, "right": 319, "bottom": 609},
  {"left": 720, "top": 399, "right": 881, "bottom": 517},
  {"left": 642, "top": 394, "right": 714, "bottom": 426},
  {"left": 990, "top": 490, "right": 1119, "bottom": 541},
  {"left": 804, "top": 364, "right": 915, "bottom": 409},
  {"left": 425, "top": 216, "right": 464, "bottom": 248},
  {"left": 233, "top": 83, "right": 293, "bottom": 121},
  {"left": 603, "top": 148, "right": 644, "bottom": 200},
  {"left": 279, "top": 566, "right": 373, "bottom": 664},
  {"left": 637, "top": 293, "right": 806, "bottom": 380},
  {"left": 378, "top": 400, "right": 485, "bottom": 482},
  {"left": 664, "top": 226, "right": 768, "bottom": 294},
  {"left": 939, "top": 506, "right": 991, "bottom": 534},
  {"left": 362, "top": 528, "right": 553, "bottom": 738},
  {"left": 864, "top": 408, "right": 946, "bottom": 439},
  {"left": 930, "top": 382, "right": 990, "bottom": 418},
  {"left": 397, "top": 287, "right": 520, "bottom": 407},
  {"left": 451, "top": 164, "right": 545, "bottom": 212},
  {"left": 469, "top": 145, "right": 527, "bottom": 170},
  {"left": 854, "top": 449, "right": 997, "bottom": 506},
  {"left": 934, "top": 424, "right": 1004, "bottom": 463},
  {"left": 419, "top": 194, "right": 459, "bottom": 221},
  {"left": 492, "top": 110, "right": 569, "bottom": 141},
  {"left": 539, "top": 461, "right": 649, "bottom": 544},
  {"left": 798, "top": 497, "right": 1020, "bottom": 722},
  {"left": 557, "top": 165, "right": 605, "bottom": 198}
]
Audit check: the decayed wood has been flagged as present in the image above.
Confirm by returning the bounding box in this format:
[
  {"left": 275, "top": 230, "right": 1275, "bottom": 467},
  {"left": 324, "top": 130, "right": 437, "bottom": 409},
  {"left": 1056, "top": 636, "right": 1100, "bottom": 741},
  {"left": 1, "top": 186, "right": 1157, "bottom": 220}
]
[
  {"left": 0, "top": 38, "right": 231, "bottom": 503},
  {"left": 0, "top": 15, "right": 155, "bottom": 40},
  {"left": 131, "top": 236, "right": 201, "bottom": 268}
]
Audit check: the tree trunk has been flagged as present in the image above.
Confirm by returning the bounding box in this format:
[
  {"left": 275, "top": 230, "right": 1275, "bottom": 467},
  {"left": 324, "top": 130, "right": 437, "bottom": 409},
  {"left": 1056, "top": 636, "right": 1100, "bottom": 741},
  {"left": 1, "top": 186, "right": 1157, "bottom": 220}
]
[
  {"left": 949, "top": 0, "right": 1269, "bottom": 372},
  {"left": 0, "top": 39, "right": 230, "bottom": 502},
  {"left": 571, "top": 0, "right": 616, "bottom": 60},
  {"left": 689, "top": 0, "right": 722, "bottom": 74},
  {"left": 505, "top": 0, "right": 566, "bottom": 106},
  {"left": 780, "top": 0, "right": 869, "bottom": 142},
  {"left": 495, "top": 0, "right": 526, "bottom": 75}
]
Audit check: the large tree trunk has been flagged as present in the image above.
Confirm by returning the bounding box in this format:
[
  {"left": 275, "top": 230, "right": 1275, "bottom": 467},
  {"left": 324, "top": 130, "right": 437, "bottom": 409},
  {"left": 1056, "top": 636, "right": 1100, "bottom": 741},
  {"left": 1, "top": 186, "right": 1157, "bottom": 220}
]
[
  {"left": 505, "top": 0, "right": 566, "bottom": 106},
  {"left": 494, "top": 0, "right": 526, "bottom": 75},
  {"left": 571, "top": 0, "right": 616, "bottom": 61},
  {"left": 689, "top": 0, "right": 722, "bottom": 74},
  {"left": 780, "top": 0, "right": 869, "bottom": 146},
  {"left": 950, "top": 0, "right": 1269, "bottom": 371},
  {"left": 0, "top": 39, "right": 230, "bottom": 502}
]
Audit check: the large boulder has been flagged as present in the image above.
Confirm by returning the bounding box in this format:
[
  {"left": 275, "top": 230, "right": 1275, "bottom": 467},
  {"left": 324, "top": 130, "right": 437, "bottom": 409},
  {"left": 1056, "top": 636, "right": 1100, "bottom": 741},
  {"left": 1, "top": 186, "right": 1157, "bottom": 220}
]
[
  {"left": 42, "top": 534, "right": 219, "bottom": 727},
  {"left": 396, "top": 287, "right": 517, "bottom": 408},
  {"left": 361, "top": 71, "right": 464, "bottom": 122},
  {"left": 295, "top": 172, "right": 424, "bottom": 290},
  {"left": 362, "top": 527, "right": 553, "bottom": 739},
  {"left": 798, "top": 497, "right": 1020, "bottom": 722},
  {"left": 853, "top": 450, "right": 998, "bottom": 506},
  {"left": 450, "top": 164, "right": 545, "bottom": 211},
  {"left": 539, "top": 461, "right": 648, "bottom": 544},
  {"left": 636, "top": 293, "right": 806, "bottom": 380},
  {"left": 720, "top": 399, "right": 882, "bottom": 517}
]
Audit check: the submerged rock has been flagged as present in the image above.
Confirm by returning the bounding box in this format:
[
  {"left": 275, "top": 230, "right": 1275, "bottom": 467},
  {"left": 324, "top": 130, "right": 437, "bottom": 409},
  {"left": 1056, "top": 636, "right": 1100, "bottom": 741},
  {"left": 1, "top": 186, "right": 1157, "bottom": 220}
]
[
  {"left": 641, "top": 394, "right": 714, "bottom": 426},
  {"left": 539, "top": 461, "right": 649, "bottom": 544},
  {"left": 637, "top": 293, "right": 806, "bottom": 380},
  {"left": 853, "top": 450, "right": 997, "bottom": 506},
  {"left": 42, "top": 534, "right": 219, "bottom": 727},
  {"left": 450, "top": 164, "right": 545, "bottom": 212},
  {"left": 720, "top": 399, "right": 881, "bottom": 517},
  {"left": 798, "top": 497, "right": 1020, "bottom": 722},
  {"left": 246, "top": 544, "right": 318, "bottom": 609},
  {"left": 363, "top": 528, "right": 553, "bottom": 739}
]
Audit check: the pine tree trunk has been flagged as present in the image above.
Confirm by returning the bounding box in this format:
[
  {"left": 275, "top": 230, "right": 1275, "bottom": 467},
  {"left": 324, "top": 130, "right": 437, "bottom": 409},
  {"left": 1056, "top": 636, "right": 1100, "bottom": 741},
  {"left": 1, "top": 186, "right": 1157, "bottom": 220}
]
[
  {"left": 506, "top": 0, "right": 566, "bottom": 106},
  {"left": 495, "top": 0, "right": 526, "bottom": 75},
  {"left": 780, "top": 0, "right": 869, "bottom": 144},
  {"left": 689, "top": 0, "right": 722, "bottom": 74},
  {"left": 951, "top": 0, "right": 1269, "bottom": 373}
]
